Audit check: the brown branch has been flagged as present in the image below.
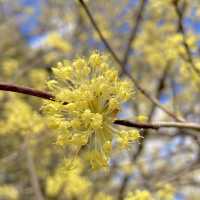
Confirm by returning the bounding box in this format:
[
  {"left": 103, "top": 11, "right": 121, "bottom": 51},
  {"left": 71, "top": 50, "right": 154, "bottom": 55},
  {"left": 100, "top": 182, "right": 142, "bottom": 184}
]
[
  {"left": 121, "top": 0, "right": 147, "bottom": 69},
  {"left": 114, "top": 120, "right": 200, "bottom": 131},
  {"left": 149, "top": 63, "right": 172, "bottom": 118},
  {"left": 78, "top": 0, "right": 183, "bottom": 122},
  {"left": 78, "top": 0, "right": 121, "bottom": 66},
  {"left": 0, "top": 83, "right": 54, "bottom": 100},
  {"left": 126, "top": 72, "right": 184, "bottom": 121}
]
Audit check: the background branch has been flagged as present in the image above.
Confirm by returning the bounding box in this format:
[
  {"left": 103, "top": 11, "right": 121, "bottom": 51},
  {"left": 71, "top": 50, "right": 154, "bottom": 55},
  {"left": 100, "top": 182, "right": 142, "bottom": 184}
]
[
  {"left": 121, "top": 0, "right": 147, "bottom": 70},
  {"left": 25, "top": 137, "right": 44, "bottom": 200},
  {"left": 172, "top": 0, "right": 200, "bottom": 76}
]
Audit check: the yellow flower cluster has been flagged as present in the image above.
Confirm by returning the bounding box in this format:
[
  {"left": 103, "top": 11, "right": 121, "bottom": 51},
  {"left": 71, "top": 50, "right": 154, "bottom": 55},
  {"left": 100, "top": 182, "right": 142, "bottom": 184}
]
[
  {"left": 125, "top": 190, "right": 153, "bottom": 200},
  {"left": 46, "top": 32, "right": 71, "bottom": 52},
  {"left": 0, "top": 96, "right": 44, "bottom": 135},
  {"left": 28, "top": 69, "right": 48, "bottom": 89},
  {"left": 135, "top": 23, "right": 185, "bottom": 68},
  {"left": 43, "top": 52, "right": 140, "bottom": 169},
  {"left": 2, "top": 58, "right": 19, "bottom": 77},
  {"left": 46, "top": 158, "right": 91, "bottom": 198},
  {"left": 125, "top": 184, "right": 175, "bottom": 200},
  {"left": 0, "top": 185, "right": 18, "bottom": 200},
  {"left": 156, "top": 184, "right": 175, "bottom": 200},
  {"left": 94, "top": 192, "right": 113, "bottom": 200}
]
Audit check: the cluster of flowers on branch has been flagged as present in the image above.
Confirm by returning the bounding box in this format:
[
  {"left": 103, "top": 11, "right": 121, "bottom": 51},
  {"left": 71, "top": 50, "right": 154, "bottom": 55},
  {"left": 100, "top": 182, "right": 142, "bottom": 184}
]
[{"left": 43, "top": 52, "right": 140, "bottom": 169}]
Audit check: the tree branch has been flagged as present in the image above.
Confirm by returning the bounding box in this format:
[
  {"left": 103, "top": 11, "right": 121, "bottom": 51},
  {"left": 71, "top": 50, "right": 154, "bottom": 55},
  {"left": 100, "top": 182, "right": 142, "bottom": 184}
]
[
  {"left": 78, "top": 0, "right": 121, "bottom": 66},
  {"left": 114, "top": 120, "right": 200, "bottom": 131},
  {"left": 25, "top": 137, "right": 44, "bottom": 200},
  {"left": 0, "top": 83, "right": 54, "bottom": 100},
  {"left": 0, "top": 83, "right": 199, "bottom": 131},
  {"left": 121, "top": 0, "right": 147, "bottom": 70}
]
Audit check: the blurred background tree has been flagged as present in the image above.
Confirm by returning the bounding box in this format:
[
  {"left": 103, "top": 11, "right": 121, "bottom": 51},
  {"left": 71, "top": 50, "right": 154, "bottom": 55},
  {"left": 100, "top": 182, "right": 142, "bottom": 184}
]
[{"left": 0, "top": 0, "right": 200, "bottom": 199}]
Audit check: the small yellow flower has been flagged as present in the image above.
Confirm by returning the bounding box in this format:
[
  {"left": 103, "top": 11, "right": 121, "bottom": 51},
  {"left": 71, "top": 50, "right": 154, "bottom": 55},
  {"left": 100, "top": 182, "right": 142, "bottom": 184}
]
[
  {"left": 156, "top": 183, "right": 175, "bottom": 200},
  {"left": 117, "top": 130, "right": 140, "bottom": 149},
  {"left": 94, "top": 192, "right": 113, "bottom": 200},
  {"left": 136, "top": 115, "right": 148, "bottom": 123},
  {"left": 125, "top": 190, "right": 153, "bottom": 200},
  {"left": 46, "top": 158, "right": 91, "bottom": 198}
]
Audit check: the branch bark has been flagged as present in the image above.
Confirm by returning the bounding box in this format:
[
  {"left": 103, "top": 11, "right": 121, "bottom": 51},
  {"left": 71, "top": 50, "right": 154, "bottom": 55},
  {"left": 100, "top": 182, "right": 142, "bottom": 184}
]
[
  {"left": 0, "top": 83, "right": 54, "bottom": 100},
  {"left": 114, "top": 120, "right": 200, "bottom": 131}
]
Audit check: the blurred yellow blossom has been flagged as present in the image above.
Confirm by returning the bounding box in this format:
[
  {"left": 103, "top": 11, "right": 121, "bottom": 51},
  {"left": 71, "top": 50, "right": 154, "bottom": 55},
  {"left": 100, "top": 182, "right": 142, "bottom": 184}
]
[
  {"left": 125, "top": 190, "right": 153, "bottom": 200},
  {"left": 0, "top": 185, "right": 18, "bottom": 200},
  {"left": 46, "top": 32, "right": 71, "bottom": 52}
]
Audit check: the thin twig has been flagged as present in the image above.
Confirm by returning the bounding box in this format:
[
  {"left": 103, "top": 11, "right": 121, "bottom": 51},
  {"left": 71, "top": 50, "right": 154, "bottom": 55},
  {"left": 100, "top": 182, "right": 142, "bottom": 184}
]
[
  {"left": 121, "top": 0, "right": 147, "bottom": 70},
  {"left": 114, "top": 120, "right": 200, "bottom": 131},
  {"left": 25, "top": 137, "right": 44, "bottom": 200},
  {"left": 78, "top": 0, "right": 121, "bottom": 66},
  {"left": 0, "top": 83, "right": 54, "bottom": 100}
]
